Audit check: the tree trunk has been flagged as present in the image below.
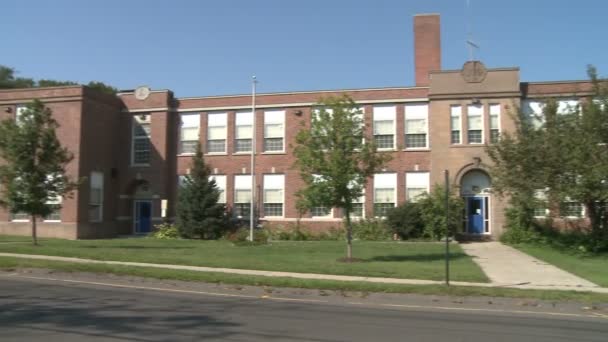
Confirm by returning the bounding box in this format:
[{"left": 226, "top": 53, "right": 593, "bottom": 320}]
[
  {"left": 31, "top": 215, "right": 38, "bottom": 246},
  {"left": 586, "top": 201, "right": 602, "bottom": 238},
  {"left": 344, "top": 208, "right": 353, "bottom": 260}
]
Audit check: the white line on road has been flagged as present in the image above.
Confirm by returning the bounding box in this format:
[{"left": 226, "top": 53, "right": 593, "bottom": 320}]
[{"left": 380, "top": 303, "right": 606, "bottom": 319}]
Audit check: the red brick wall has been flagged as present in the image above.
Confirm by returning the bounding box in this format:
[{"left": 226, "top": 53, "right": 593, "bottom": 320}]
[{"left": 414, "top": 14, "right": 441, "bottom": 86}]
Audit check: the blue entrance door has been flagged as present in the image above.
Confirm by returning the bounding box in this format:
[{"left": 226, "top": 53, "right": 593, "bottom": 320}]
[
  {"left": 134, "top": 201, "right": 152, "bottom": 233},
  {"left": 467, "top": 197, "right": 484, "bottom": 234}
]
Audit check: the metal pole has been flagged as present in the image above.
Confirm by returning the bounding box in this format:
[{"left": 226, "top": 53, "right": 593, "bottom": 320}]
[
  {"left": 249, "top": 76, "right": 257, "bottom": 242},
  {"left": 444, "top": 169, "right": 450, "bottom": 286}
]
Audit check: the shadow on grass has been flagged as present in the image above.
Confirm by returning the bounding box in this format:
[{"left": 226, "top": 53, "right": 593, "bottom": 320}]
[{"left": 363, "top": 253, "right": 469, "bottom": 262}]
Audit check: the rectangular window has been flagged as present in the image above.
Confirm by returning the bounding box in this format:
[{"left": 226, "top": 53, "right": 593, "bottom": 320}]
[
  {"left": 467, "top": 104, "right": 483, "bottom": 144},
  {"left": 209, "top": 175, "right": 226, "bottom": 204},
  {"left": 132, "top": 114, "right": 151, "bottom": 165},
  {"left": 406, "top": 172, "right": 429, "bottom": 202},
  {"left": 11, "top": 211, "right": 29, "bottom": 221},
  {"left": 234, "top": 175, "right": 252, "bottom": 218},
  {"left": 235, "top": 111, "right": 253, "bottom": 153},
  {"left": 44, "top": 195, "right": 62, "bottom": 222},
  {"left": 404, "top": 103, "right": 428, "bottom": 149},
  {"left": 522, "top": 100, "right": 544, "bottom": 129},
  {"left": 373, "top": 105, "right": 395, "bottom": 150},
  {"left": 560, "top": 201, "right": 584, "bottom": 218},
  {"left": 263, "top": 174, "right": 284, "bottom": 217},
  {"left": 89, "top": 172, "right": 103, "bottom": 222},
  {"left": 311, "top": 206, "right": 332, "bottom": 218},
  {"left": 207, "top": 112, "right": 227, "bottom": 153},
  {"left": 451, "top": 105, "right": 462, "bottom": 144},
  {"left": 350, "top": 192, "right": 365, "bottom": 218},
  {"left": 179, "top": 113, "right": 200, "bottom": 154},
  {"left": 533, "top": 189, "right": 549, "bottom": 218},
  {"left": 264, "top": 110, "right": 285, "bottom": 152},
  {"left": 557, "top": 99, "right": 579, "bottom": 115},
  {"left": 15, "top": 104, "right": 27, "bottom": 124},
  {"left": 489, "top": 104, "right": 500, "bottom": 143},
  {"left": 374, "top": 173, "right": 396, "bottom": 217}
]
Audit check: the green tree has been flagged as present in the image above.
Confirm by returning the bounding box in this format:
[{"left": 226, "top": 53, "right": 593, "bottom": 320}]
[
  {"left": 37, "top": 79, "right": 79, "bottom": 87},
  {"left": 417, "top": 185, "right": 464, "bottom": 240},
  {"left": 293, "top": 95, "right": 391, "bottom": 260},
  {"left": 487, "top": 66, "right": 608, "bottom": 249},
  {"left": 0, "top": 100, "right": 78, "bottom": 245},
  {"left": 175, "top": 143, "right": 227, "bottom": 239},
  {"left": 0, "top": 64, "right": 117, "bottom": 95},
  {"left": 0, "top": 65, "right": 34, "bottom": 89},
  {"left": 86, "top": 81, "right": 118, "bottom": 95}
]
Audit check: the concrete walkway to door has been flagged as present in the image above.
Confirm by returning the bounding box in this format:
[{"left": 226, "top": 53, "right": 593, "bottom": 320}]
[{"left": 460, "top": 242, "right": 598, "bottom": 289}]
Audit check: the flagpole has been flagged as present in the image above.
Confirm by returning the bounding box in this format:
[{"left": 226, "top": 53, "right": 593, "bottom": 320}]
[{"left": 249, "top": 76, "right": 257, "bottom": 242}]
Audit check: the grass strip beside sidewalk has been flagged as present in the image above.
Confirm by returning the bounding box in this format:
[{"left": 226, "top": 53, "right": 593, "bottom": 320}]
[
  {"left": 514, "top": 244, "right": 608, "bottom": 287},
  {"left": 2, "top": 256, "right": 608, "bottom": 303},
  {"left": 0, "top": 238, "right": 489, "bottom": 283}
]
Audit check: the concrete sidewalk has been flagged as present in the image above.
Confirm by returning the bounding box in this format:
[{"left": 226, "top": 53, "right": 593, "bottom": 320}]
[
  {"left": 1, "top": 252, "right": 606, "bottom": 294},
  {"left": 460, "top": 242, "right": 598, "bottom": 288}
]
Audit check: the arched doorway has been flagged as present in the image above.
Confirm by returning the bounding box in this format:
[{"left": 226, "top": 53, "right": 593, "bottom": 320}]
[{"left": 460, "top": 170, "right": 491, "bottom": 235}]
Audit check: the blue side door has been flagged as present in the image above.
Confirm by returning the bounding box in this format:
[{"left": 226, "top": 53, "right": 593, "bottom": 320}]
[
  {"left": 135, "top": 201, "right": 152, "bottom": 233},
  {"left": 467, "top": 197, "right": 484, "bottom": 234}
]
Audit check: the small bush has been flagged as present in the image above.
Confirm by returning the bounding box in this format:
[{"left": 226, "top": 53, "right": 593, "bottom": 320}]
[
  {"left": 351, "top": 218, "right": 392, "bottom": 241},
  {"left": 417, "top": 185, "right": 464, "bottom": 240},
  {"left": 225, "top": 228, "right": 269, "bottom": 246},
  {"left": 266, "top": 223, "right": 346, "bottom": 241},
  {"left": 317, "top": 227, "right": 345, "bottom": 241},
  {"left": 150, "top": 223, "right": 180, "bottom": 239},
  {"left": 385, "top": 202, "right": 424, "bottom": 240},
  {"left": 499, "top": 226, "right": 542, "bottom": 245}
]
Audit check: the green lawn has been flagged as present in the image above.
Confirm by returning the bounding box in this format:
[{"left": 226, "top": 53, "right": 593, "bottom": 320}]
[
  {"left": 0, "top": 236, "right": 488, "bottom": 283},
  {"left": 514, "top": 244, "right": 608, "bottom": 287}
]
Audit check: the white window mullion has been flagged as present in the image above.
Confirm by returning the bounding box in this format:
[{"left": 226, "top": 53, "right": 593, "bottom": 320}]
[
  {"left": 180, "top": 113, "right": 200, "bottom": 154},
  {"left": 263, "top": 174, "right": 284, "bottom": 217},
  {"left": 207, "top": 112, "right": 227, "bottom": 153},
  {"left": 264, "top": 110, "right": 285, "bottom": 152}
]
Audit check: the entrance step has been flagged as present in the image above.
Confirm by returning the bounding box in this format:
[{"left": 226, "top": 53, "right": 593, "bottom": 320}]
[{"left": 455, "top": 233, "right": 493, "bottom": 242}]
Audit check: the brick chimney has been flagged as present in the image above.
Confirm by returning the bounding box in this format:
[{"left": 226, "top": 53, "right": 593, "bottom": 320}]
[{"left": 414, "top": 14, "right": 441, "bottom": 86}]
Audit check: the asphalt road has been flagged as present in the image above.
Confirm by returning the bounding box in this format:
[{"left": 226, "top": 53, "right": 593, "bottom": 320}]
[{"left": 1, "top": 274, "right": 607, "bottom": 342}]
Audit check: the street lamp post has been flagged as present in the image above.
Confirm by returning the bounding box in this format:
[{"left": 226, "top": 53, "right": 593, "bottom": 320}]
[{"left": 249, "top": 76, "right": 257, "bottom": 242}]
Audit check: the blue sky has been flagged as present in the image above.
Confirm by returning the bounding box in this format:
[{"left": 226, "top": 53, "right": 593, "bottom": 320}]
[{"left": 2, "top": 0, "right": 607, "bottom": 97}]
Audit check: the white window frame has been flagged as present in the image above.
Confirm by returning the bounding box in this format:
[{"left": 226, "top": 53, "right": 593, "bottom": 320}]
[
  {"left": 209, "top": 175, "right": 226, "bottom": 204},
  {"left": 405, "top": 172, "right": 430, "bottom": 202},
  {"left": 43, "top": 174, "right": 62, "bottom": 222},
  {"left": 560, "top": 199, "right": 585, "bottom": 219},
  {"left": 310, "top": 174, "right": 333, "bottom": 218},
  {"left": 263, "top": 174, "right": 285, "bottom": 218},
  {"left": 131, "top": 114, "right": 151, "bottom": 166},
  {"left": 89, "top": 171, "right": 104, "bottom": 223},
  {"left": 10, "top": 211, "right": 29, "bottom": 222},
  {"left": 179, "top": 113, "right": 200, "bottom": 155},
  {"left": 404, "top": 103, "right": 429, "bottom": 149},
  {"left": 234, "top": 111, "right": 254, "bottom": 154},
  {"left": 373, "top": 173, "right": 397, "bottom": 217},
  {"left": 373, "top": 105, "right": 396, "bottom": 151},
  {"left": 467, "top": 104, "right": 484, "bottom": 144},
  {"left": 234, "top": 175, "right": 252, "bottom": 218},
  {"left": 15, "top": 104, "right": 28, "bottom": 125},
  {"left": 533, "top": 189, "right": 549, "bottom": 218},
  {"left": 522, "top": 100, "right": 545, "bottom": 129},
  {"left": 207, "top": 112, "right": 228, "bottom": 154},
  {"left": 489, "top": 104, "right": 501, "bottom": 143},
  {"left": 263, "top": 110, "right": 285, "bottom": 153},
  {"left": 450, "top": 105, "right": 462, "bottom": 145}
]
